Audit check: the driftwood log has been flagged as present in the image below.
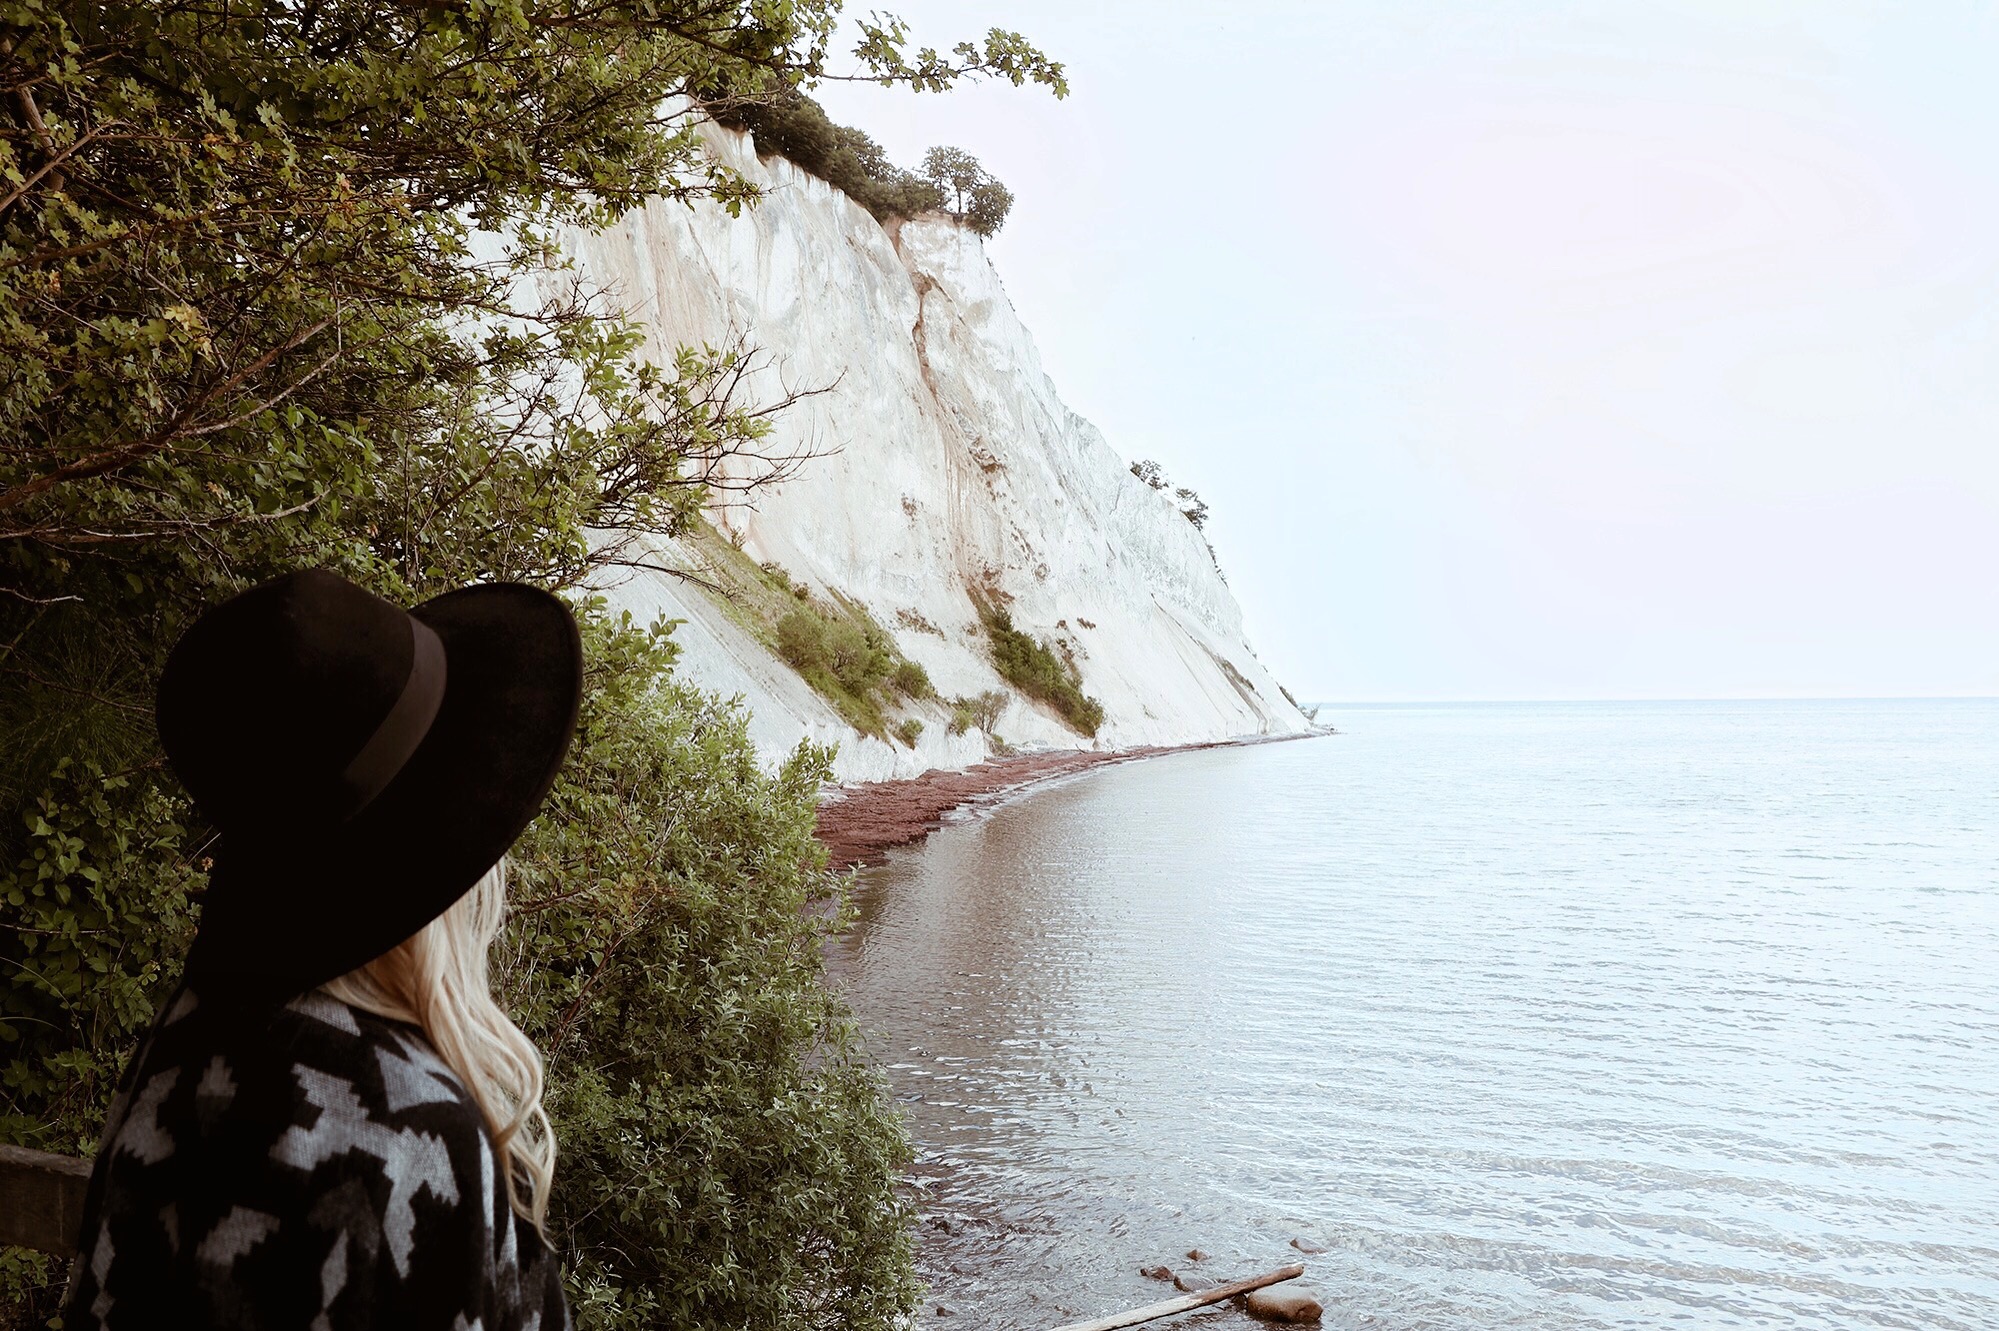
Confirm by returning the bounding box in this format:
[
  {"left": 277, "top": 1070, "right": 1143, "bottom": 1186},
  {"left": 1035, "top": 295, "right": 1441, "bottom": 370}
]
[
  {"left": 0, "top": 1143, "right": 91, "bottom": 1257},
  {"left": 1045, "top": 1262, "right": 1308, "bottom": 1331}
]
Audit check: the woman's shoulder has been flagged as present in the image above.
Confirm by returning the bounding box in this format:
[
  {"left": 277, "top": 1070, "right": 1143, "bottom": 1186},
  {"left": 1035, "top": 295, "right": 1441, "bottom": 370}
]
[
  {"left": 270, "top": 990, "right": 483, "bottom": 1128},
  {"left": 64, "top": 988, "right": 551, "bottom": 1330},
  {"left": 98, "top": 988, "right": 492, "bottom": 1192}
]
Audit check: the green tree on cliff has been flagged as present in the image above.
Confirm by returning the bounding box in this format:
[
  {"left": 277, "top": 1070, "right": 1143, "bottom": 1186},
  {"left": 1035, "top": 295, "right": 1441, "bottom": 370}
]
[
  {"left": 922, "top": 145, "right": 1016, "bottom": 237},
  {"left": 0, "top": 2, "right": 1063, "bottom": 1325}
]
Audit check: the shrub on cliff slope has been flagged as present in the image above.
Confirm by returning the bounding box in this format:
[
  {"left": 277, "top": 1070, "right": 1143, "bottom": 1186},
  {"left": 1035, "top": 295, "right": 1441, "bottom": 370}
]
[
  {"left": 982, "top": 610, "right": 1104, "bottom": 738},
  {"left": 0, "top": 1, "right": 1062, "bottom": 1322},
  {"left": 947, "top": 690, "right": 1008, "bottom": 737},
  {"left": 694, "top": 526, "right": 928, "bottom": 742}
]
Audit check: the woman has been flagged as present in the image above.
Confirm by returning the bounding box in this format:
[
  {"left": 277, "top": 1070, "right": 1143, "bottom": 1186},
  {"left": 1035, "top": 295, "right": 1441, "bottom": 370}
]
[{"left": 61, "top": 569, "right": 583, "bottom": 1330}]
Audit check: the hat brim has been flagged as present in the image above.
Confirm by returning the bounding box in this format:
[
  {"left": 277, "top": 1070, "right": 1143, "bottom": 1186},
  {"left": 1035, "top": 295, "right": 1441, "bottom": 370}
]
[{"left": 186, "top": 583, "right": 583, "bottom": 1002}]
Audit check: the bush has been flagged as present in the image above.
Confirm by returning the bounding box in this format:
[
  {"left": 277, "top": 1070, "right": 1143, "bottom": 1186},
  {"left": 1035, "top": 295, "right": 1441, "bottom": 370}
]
[
  {"left": 824, "top": 618, "right": 890, "bottom": 695},
  {"left": 750, "top": 588, "right": 911, "bottom": 741},
  {"left": 504, "top": 616, "right": 917, "bottom": 1331},
  {"left": 982, "top": 611, "right": 1104, "bottom": 737},
  {"left": 776, "top": 608, "right": 831, "bottom": 670},
  {"left": 760, "top": 562, "right": 809, "bottom": 600},
  {"left": 947, "top": 689, "right": 1008, "bottom": 737},
  {"left": 721, "top": 95, "right": 1017, "bottom": 237},
  {"left": 717, "top": 93, "right": 947, "bottom": 226},
  {"left": 890, "top": 659, "right": 934, "bottom": 699},
  {"left": 892, "top": 718, "right": 924, "bottom": 748}
]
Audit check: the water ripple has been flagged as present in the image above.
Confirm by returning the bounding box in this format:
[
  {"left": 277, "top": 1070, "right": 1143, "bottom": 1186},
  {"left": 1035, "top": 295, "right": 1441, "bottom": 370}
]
[{"left": 830, "top": 701, "right": 1999, "bottom": 1329}]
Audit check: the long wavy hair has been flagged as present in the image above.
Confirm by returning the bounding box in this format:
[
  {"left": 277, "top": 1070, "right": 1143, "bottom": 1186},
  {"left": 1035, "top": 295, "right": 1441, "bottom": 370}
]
[{"left": 319, "top": 861, "right": 555, "bottom": 1230}]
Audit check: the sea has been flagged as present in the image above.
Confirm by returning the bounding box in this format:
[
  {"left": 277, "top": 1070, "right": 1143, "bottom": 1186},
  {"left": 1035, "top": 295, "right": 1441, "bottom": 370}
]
[{"left": 827, "top": 700, "right": 1999, "bottom": 1330}]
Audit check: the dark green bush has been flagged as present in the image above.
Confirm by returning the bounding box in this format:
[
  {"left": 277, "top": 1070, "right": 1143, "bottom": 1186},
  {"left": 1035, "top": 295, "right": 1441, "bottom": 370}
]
[
  {"left": 717, "top": 93, "right": 947, "bottom": 226},
  {"left": 505, "top": 617, "right": 916, "bottom": 1331},
  {"left": 982, "top": 611, "right": 1104, "bottom": 737},
  {"left": 770, "top": 603, "right": 896, "bottom": 735},
  {"left": 777, "top": 607, "right": 831, "bottom": 669},
  {"left": 891, "top": 659, "right": 934, "bottom": 699},
  {"left": 720, "top": 94, "right": 1018, "bottom": 237},
  {"left": 892, "top": 718, "right": 924, "bottom": 748},
  {"left": 920, "top": 146, "right": 1014, "bottom": 238},
  {"left": 760, "top": 562, "right": 810, "bottom": 600},
  {"left": 824, "top": 618, "right": 890, "bottom": 695}
]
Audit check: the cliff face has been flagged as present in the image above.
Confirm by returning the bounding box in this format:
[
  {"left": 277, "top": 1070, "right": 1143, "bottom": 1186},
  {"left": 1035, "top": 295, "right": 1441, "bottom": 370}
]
[{"left": 570, "top": 126, "right": 1309, "bottom": 780}]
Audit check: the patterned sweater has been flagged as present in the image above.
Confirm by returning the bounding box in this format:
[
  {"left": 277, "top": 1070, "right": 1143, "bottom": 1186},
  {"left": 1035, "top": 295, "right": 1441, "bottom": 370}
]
[{"left": 61, "top": 987, "right": 570, "bottom": 1330}]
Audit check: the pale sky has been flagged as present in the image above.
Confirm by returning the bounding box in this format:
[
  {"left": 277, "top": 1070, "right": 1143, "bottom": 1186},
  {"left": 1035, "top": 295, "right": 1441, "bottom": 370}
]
[{"left": 815, "top": 2, "right": 1999, "bottom": 701}]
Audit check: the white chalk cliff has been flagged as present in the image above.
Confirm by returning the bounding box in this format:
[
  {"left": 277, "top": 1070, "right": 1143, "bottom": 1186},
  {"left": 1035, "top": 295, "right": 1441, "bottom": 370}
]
[{"left": 569, "top": 125, "right": 1309, "bottom": 781}]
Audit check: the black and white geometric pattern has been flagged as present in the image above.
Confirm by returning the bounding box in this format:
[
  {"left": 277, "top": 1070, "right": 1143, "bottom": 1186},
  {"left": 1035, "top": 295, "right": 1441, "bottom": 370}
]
[{"left": 62, "top": 987, "right": 570, "bottom": 1330}]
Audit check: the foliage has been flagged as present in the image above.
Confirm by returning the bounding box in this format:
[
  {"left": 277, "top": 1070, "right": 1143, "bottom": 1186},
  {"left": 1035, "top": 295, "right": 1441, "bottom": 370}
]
[
  {"left": 685, "top": 525, "right": 929, "bottom": 743},
  {"left": 502, "top": 614, "right": 916, "bottom": 1331},
  {"left": 0, "top": 0, "right": 1063, "bottom": 1322},
  {"left": 720, "top": 94, "right": 1020, "bottom": 237},
  {"left": 890, "top": 659, "right": 934, "bottom": 700},
  {"left": 1130, "top": 458, "right": 1211, "bottom": 530},
  {"left": 716, "top": 91, "right": 945, "bottom": 225},
  {"left": 0, "top": 763, "right": 204, "bottom": 1323},
  {"left": 770, "top": 599, "right": 894, "bottom": 736},
  {"left": 920, "top": 146, "right": 1014, "bottom": 237},
  {"left": 947, "top": 689, "right": 1008, "bottom": 737},
  {"left": 891, "top": 718, "right": 923, "bottom": 748},
  {"left": 982, "top": 609, "right": 1103, "bottom": 738}
]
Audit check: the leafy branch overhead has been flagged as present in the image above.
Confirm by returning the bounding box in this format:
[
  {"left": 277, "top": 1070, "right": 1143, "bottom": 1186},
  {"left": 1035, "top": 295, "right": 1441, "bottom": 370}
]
[
  {"left": 850, "top": 17, "right": 1070, "bottom": 95},
  {"left": 0, "top": 1, "right": 1065, "bottom": 559}
]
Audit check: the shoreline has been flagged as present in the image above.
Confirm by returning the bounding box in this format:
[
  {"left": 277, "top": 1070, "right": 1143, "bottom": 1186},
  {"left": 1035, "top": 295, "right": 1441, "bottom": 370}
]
[{"left": 814, "top": 728, "right": 1332, "bottom": 870}]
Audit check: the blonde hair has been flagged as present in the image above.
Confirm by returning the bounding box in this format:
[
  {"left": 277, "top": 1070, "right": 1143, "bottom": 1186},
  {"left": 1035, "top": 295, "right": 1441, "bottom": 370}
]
[{"left": 320, "top": 861, "right": 555, "bottom": 1231}]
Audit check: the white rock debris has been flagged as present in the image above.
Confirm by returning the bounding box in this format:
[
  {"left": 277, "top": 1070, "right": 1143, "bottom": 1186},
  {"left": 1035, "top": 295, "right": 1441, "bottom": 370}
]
[{"left": 566, "top": 125, "right": 1309, "bottom": 780}]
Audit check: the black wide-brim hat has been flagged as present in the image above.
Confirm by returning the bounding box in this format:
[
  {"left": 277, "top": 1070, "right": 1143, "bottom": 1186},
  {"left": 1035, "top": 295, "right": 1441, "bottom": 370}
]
[{"left": 158, "top": 570, "right": 582, "bottom": 1004}]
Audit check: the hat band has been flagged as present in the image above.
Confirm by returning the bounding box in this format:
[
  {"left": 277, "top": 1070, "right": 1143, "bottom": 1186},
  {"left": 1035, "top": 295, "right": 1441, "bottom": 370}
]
[{"left": 337, "top": 617, "right": 447, "bottom": 820}]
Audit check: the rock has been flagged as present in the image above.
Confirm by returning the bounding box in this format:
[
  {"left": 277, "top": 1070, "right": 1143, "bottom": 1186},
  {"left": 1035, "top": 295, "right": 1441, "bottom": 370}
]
[
  {"left": 1173, "top": 1274, "right": 1216, "bottom": 1294},
  {"left": 568, "top": 126, "right": 1317, "bottom": 787},
  {"left": 1243, "top": 1287, "right": 1324, "bottom": 1323},
  {"left": 1139, "top": 1265, "right": 1174, "bottom": 1282},
  {"left": 1185, "top": 1248, "right": 1209, "bottom": 1262},
  {"left": 1290, "top": 1237, "right": 1329, "bottom": 1255},
  {"left": 932, "top": 1305, "right": 955, "bottom": 1317}
]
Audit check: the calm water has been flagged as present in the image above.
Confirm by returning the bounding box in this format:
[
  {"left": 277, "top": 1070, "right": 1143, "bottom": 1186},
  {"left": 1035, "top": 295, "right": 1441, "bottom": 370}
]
[{"left": 829, "top": 701, "right": 1999, "bottom": 1330}]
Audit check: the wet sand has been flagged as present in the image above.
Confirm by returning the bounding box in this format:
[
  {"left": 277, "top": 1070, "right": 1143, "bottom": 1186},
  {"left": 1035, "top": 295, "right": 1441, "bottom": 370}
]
[{"left": 815, "top": 732, "right": 1326, "bottom": 870}]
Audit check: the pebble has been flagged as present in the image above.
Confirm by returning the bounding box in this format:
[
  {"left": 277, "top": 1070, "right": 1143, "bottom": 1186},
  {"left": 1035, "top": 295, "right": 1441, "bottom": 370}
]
[
  {"left": 1290, "top": 1237, "right": 1329, "bottom": 1255},
  {"left": 1173, "top": 1273, "right": 1217, "bottom": 1294},
  {"left": 1244, "top": 1287, "right": 1324, "bottom": 1323},
  {"left": 1139, "top": 1265, "right": 1174, "bottom": 1281},
  {"left": 1185, "top": 1248, "right": 1210, "bottom": 1262}
]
